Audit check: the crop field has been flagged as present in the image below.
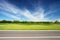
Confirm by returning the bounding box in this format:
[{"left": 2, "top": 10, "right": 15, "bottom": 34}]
[{"left": 0, "top": 23, "right": 60, "bottom": 30}]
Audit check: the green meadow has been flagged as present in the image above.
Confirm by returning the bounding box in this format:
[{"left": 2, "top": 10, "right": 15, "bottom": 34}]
[{"left": 0, "top": 23, "right": 60, "bottom": 30}]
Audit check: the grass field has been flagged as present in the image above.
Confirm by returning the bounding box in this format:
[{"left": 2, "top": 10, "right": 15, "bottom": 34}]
[{"left": 0, "top": 23, "right": 60, "bottom": 30}]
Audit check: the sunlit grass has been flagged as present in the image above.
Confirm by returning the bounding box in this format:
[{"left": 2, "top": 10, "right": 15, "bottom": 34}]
[{"left": 0, "top": 23, "right": 60, "bottom": 30}]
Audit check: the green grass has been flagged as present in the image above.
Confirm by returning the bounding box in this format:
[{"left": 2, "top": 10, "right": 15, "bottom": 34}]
[{"left": 0, "top": 23, "right": 60, "bottom": 30}]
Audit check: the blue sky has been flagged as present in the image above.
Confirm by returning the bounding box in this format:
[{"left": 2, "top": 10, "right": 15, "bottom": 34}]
[{"left": 0, "top": 0, "right": 60, "bottom": 21}]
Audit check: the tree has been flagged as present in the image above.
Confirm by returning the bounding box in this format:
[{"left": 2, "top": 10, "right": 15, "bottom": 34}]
[
  {"left": 0, "top": 20, "right": 12, "bottom": 23},
  {"left": 54, "top": 20, "right": 59, "bottom": 24},
  {"left": 12, "top": 20, "right": 20, "bottom": 23}
]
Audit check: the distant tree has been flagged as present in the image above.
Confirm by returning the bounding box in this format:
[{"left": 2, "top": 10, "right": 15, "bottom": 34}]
[
  {"left": 0, "top": 20, "right": 12, "bottom": 23},
  {"left": 54, "top": 20, "right": 59, "bottom": 24},
  {"left": 7, "top": 21, "right": 12, "bottom": 23},
  {"left": 12, "top": 20, "right": 20, "bottom": 23},
  {"left": 0, "top": 20, "right": 7, "bottom": 23}
]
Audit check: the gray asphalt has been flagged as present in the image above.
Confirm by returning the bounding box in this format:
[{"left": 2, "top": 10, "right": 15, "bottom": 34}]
[
  {"left": 0, "top": 30, "right": 60, "bottom": 40},
  {"left": 0, "top": 38, "right": 60, "bottom": 40},
  {"left": 0, "top": 30, "right": 60, "bottom": 37}
]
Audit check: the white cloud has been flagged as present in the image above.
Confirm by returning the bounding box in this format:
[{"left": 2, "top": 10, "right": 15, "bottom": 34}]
[
  {"left": 0, "top": 2, "right": 48, "bottom": 21},
  {"left": 3, "top": 13, "right": 21, "bottom": 20},
  {"left": 0, "top": 1, "right": 58, "bottom": 22},
  {"left": 0, "top": 2, "right": 22, "bottom": 20},
  {"left": 45, "top": 9, "right": 58, "bottom": 17},
  {"left": 0, "top": 1, "right": 39, "bottom": 21}
]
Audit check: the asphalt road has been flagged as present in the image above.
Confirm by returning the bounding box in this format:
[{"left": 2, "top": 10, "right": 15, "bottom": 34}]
[
  {"left": 0, "top": 38, "right": 60, "bottom": 40},
  {"left": 0, "top": 30, "right": 60, "bottom": 40}
]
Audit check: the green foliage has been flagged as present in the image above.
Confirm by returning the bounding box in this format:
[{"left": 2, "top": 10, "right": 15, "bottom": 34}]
[
  {"left": 0, "top": 20, "right": 12, "bottom": 23},
  {"left": 54, "top": 20, "right": 59, "bottom": 24},
  {"left": 0, "top": 20, "right": 60, "bottom": 30},
  {"left": 12, "top": 20, "right": 20, "bottom": 23},
  {"left": 0, "top": 20, "right": 60, "bottom": 24}
]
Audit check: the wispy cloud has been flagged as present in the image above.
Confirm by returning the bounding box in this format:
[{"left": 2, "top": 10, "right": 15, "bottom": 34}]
[
  {"left": 3, "top": 13, "right": 21, "bottom": 20},
  {"left": 0, "top": 1, "right": 38, "bottom": 21},
  {"left": 0, "top": 2, "right": 22, "bottom": 20},
  {"left": 0, "top": 0, "right": 58, "bottom": 21}
]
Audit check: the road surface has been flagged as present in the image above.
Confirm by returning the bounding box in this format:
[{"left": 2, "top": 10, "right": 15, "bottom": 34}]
[{"left": 0, "top": 30, "right": 60, "bottom": 40}]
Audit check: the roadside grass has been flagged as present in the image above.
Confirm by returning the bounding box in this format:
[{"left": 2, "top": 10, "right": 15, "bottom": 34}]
[{"left": 0, "top": 23, "right": 60, "bottom": 30}]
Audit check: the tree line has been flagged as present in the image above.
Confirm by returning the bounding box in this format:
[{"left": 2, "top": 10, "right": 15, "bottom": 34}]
[{"left": 0, "top": 20, "right": 60, "bottom": 24}]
